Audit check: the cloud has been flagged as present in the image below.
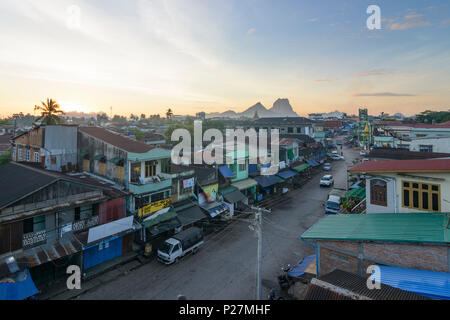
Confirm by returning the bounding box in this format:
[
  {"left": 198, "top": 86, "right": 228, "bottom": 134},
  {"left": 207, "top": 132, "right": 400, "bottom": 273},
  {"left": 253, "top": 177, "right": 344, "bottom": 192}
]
[
  {"left": 354, "top": 92, "right": 416, "bottom": 97},
  {"left": 308, "top": 18, "right": 318, "bottom": 23},
  {"left": 389, "top": 16, "right": 431, "bottom": 30},
  {"left": 405, "top": 13, "right": 423, "bottom": 19},
  {"left": 442, "top": 19, "right": 450, "bottom": 26},
  {"left": 314, "top": 79, "right": 333, "bottom": 82},
  {"left": 357, "top": 69, "right": 394, "bottom": 77},
  {"left": 247, "top": 28, "right": 256, "bottom": 35}
]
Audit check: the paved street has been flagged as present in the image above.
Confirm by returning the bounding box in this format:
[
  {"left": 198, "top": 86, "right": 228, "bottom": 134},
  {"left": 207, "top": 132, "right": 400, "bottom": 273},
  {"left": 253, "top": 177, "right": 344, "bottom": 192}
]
[{"left": 75, "top": 142, "right": 359, "bottom": 300}]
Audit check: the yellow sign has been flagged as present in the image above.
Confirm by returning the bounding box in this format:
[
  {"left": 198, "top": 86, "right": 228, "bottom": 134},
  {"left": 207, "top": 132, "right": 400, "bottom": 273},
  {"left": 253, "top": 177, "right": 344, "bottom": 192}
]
[
  {"left": 202, "top": 184, "right": 218, "bottom": 202},
  {"left": 139, "top": 198, "right": 172, "bottom": 217}
]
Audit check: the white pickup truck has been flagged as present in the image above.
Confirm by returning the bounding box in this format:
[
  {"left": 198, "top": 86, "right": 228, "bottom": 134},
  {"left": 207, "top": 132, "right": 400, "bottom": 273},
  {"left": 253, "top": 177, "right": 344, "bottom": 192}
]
[{"left": 157, "top": 227, "right": 204, "bottom": 264}]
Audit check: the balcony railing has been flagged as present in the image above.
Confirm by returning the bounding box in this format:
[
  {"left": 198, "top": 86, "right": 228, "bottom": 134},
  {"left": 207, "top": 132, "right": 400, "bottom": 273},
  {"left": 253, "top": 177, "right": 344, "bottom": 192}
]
[
  {"left": 72, "top": 215, "right": 99, "bottom": 232},
  {"left": 23, "top": 230, "right": 47, "bottom": 249}
]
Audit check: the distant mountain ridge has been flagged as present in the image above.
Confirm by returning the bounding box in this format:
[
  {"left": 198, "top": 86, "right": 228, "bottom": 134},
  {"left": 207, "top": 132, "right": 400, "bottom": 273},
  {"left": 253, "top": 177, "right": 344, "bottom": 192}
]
[{"left": 206, "top": 98, "right": 299, "bottom": 119}]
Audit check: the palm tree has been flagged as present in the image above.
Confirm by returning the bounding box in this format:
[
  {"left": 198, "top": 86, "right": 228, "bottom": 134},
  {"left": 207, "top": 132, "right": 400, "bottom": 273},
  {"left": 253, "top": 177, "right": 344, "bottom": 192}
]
[
  {"left": 166, "top": 108, "right": 173, "bottom": 120},
  {"left": 34, "top": 98, "right": 64, "bottom": 125}
]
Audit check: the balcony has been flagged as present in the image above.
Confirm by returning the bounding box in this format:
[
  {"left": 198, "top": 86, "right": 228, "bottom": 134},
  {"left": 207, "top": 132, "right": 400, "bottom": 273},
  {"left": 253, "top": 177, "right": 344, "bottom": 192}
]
[
  {"left": 129, "top": 176, "right": 172, "bottom": 195},
  {"left": 23, "top": 230, "right": 47, "bottom": 249}
]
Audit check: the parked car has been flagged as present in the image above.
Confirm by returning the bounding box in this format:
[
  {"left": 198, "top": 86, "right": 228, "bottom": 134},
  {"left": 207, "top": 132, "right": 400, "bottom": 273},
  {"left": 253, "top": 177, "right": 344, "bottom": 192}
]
[
  {"left": 360, "top": 150, "right": 366, "bottom": 156},
  {"left": 157, "top": 227, "right": 204, "bottom": 264},
  {"left": 320, "top": 175, "right": 334, "bottom": 187},
  {"left": 330, "top": 154, "right": 344, "bottom": 160},
  {"left": 323, "top": 163, "right": 331, "bottom": 171},
  {"left": 362, "top": 158, "right": 369, "bottom": 162}
]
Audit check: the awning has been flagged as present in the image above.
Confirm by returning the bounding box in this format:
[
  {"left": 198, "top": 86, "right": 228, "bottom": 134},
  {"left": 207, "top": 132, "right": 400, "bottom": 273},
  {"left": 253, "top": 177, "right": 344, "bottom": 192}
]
[
  {"left": 79, "top": 152, "right": 88, "bottom": 158},
  {"left": 231, "top": 178, "right": 258, "bottom": 191},
  {"left": 224, "top": 190, "right": 247, "bottom": 204},
  {"left": 344, "top": 187, "right": 366, "bottom": 200},
  {"left": 254, "top": 175, "right": 284, "bottom": 188},
  {"left": 218, "top": 166, "right": 234, "bottom": 178},
  {"left": 277, "top": 170, "right": 298, "bottom": 180},
  {"left": 93, "top": 154, "right": 106, "bottom": 161},
  {"left": 288, "top": 255, "right": 316, "bottom": 278},
  {"left": 200, "top": 202, "right": 229, "bottom": 218},
  {"left": 0, "top": 269, "right": 38, "bottom": 300},
  {"left": 350, "top": 180, "right": 364, "bottom": 190},
  {"left": 148, "top": 218, "right": 181, "bottom": 236},
  {"left": 88, "top": 216, "right": 134, "bottom": 244},
  {"left": 142, "top": 208, "right": 178, "bottom": 228},
  {"left": 109, "top": 157, "right": 124, "bottom": 165},
  {"left": 306, "top": 159, "right": 319, "bottom": 167},
  {"left": 175, "top": 204, "right": 207, "bottom": 227},
  {"left": 293, "top": 163, "right": 311, "bottom": 172}
]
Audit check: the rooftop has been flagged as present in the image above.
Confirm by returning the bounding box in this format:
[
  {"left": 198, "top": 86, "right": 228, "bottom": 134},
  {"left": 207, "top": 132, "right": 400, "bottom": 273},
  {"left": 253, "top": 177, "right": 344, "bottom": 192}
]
[
  {"left": 304, "top": 269, "right": 428, "bottom": 300},
  {"left": 349, "top": 158, "right": 450, "bottom": 173},
  {"left": 368, "top": 148, "right": 450, "bottom": 160},
  {"left": 301, "top": 213, "right": 450, "bottom": 244},
  {"left": 79, "top": 126, "right": 155, "bottom": 153}
]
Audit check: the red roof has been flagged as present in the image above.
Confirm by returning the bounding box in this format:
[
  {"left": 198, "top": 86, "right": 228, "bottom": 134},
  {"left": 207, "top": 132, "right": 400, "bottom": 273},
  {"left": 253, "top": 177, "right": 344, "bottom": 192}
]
[
  {"left": 377, "top": 121, "right": 450, "bottom": 129},
  {"left": 79, "top": 126, "right": 155, "bottom": 153},
  {"left": 349, "top": 159, "right": 450, "bottom": 173}
]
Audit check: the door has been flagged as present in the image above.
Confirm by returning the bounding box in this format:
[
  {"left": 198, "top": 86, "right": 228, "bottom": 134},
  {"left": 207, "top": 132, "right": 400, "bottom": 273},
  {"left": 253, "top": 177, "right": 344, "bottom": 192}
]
[{"left": 83, "top": 237, "right": 123, "bottom": 270}]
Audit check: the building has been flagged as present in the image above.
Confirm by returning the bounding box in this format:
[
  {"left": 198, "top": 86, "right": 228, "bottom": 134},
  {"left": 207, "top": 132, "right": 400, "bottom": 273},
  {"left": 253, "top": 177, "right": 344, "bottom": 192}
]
[
  {"left": 348, "top": 159, "right": 450, "bottom": 214},
  {"left": 78, "top": 126, "right": 173, "bottom": 217},
  {"left": 0, "top": 134, "right": 11, "bottom": 155},
  {"left": 251, "top": 117, "right": 315, "bottom": 137},
  {"left": 11, "top": 125, "right": 78, "bottom": 172},
  {"left": 367, "top": 148, "right": 450, "bottom": 161},
  {"left": 0, "top": 162, "right": 133, "bottom": 287},
  {"left": 301, "top": 213, "right": 450, "bottom": 278}
]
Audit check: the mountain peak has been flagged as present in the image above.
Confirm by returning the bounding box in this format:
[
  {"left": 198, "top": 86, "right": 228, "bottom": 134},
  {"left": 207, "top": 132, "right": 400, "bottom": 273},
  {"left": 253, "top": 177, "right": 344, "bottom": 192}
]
[{"left": 269, "top": 98, "right": 298, "bottom": 117}]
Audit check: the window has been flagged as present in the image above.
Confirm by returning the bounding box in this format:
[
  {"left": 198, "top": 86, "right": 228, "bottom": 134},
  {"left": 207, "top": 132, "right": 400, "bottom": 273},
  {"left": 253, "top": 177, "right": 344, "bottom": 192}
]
[
  {"left": 181, "top": 186, "right": 192, "bottom": 195},
  {"left": 25, "top": 149, "right": 30, "bottom": 161},
  {"left": 239, "top": 163, "right": 246, "bottom": 171},
  {"left": 288, "top": 127, "right": 293, "bottom": 133},
  {"left": 370, "top": 179, "right": 387, "bottom": 206},
  {"left": 130, "top": 162, "right": 141, "bottom": 183},
  {"left": 23, "top": 215, "right": 46, "bottom": 234},
  {"left": 402, "top": 181, "right": 440, "bottom": 212},
  {"left": 74, "top": 205, "right": 93, "bottom": 221},
  {"left": 419, "top": 145, "right": 433, "bottom": 153},
  {"left": 12, "top": 146, "right": 16, "bottom": 160},
  {"left": 18, "top": 148, "right": 22, "bottom": 160},
  {"left": 34, "top": 152, "right": 39, "bottom": 163},
  {"left": 151, "top": 192, "right": 165, "bottom": 202},
  {"left": 145, "top": 161, "right": 156, "bottom": 177}
]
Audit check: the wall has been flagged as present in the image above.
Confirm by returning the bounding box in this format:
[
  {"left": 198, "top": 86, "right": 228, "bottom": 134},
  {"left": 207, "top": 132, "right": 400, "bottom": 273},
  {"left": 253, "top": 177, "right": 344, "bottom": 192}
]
[
  {"left": 365, "top": 172, "right": 450, "bottom": 213},
  {"left": 316, "top": 240, "right": 450, "bottom": 276},
  {"left": 408, "top": 136, "right": 450, "bottom": 153},
  {"left": 365, "top": 176, "right": 396, "bottom": 214},
  {"left": 98, "top": 198, "right": 126, "bottom": 224}
]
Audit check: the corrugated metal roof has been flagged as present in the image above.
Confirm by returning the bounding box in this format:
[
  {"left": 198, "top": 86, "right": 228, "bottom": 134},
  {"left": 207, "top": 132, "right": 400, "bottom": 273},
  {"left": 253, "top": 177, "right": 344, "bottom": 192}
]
[
  {"left": 301, "top": 213, "right": 450, "bottom": 244},
  {"left": 305, "top": 269, "right": 428, "bottom": 300},
  {"left": 231, "top": 178, "right": 257, "bottom": 190},
  {"left": 372, "top": 265, "right": 450, "bottom": 300},
  {"left": 344, "top": 187, "right": 366, "bottom": 200}
]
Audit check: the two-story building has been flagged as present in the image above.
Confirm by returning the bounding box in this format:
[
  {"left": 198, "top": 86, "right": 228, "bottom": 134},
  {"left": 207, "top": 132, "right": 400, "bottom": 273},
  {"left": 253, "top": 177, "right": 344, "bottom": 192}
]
[
  {"left": 0, "top": 162, "right": 133, "bottom": 287},
  {"left": 78, "top": 126, "right": 173, "bottom": 217},
  {"left": 11, "top": 125, "right": 78, "bottom": 172},
  {"left": 348, "top": 159, "right": 450, "bottom": 214}
]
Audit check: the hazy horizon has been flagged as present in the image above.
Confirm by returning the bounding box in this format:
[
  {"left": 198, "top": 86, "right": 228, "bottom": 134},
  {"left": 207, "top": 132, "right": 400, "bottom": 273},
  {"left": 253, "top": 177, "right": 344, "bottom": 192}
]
[{"left": 0, "top": 0, "right": 449, "bottom": 118}]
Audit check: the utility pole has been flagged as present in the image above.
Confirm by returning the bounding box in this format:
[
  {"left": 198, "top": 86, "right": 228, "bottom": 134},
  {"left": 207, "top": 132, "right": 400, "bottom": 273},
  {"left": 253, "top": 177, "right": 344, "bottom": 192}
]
[{"left": 251, "top": 206, "right": 270, "bottom": 300}]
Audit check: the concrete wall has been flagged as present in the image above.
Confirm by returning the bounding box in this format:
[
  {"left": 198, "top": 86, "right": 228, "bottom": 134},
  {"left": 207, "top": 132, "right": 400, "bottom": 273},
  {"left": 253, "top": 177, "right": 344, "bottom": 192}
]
[
  {"left": 365, "top": 176, "right": 396, "bottom": 214},
  {"left": 365, "top": 172, "right": 450, "bottom": 213},
  {"left": 316, "top": 240, "right": 450, "bottom": 277},
  {"left": 408, "top": 136, "right": 450, "bottom": 153}
]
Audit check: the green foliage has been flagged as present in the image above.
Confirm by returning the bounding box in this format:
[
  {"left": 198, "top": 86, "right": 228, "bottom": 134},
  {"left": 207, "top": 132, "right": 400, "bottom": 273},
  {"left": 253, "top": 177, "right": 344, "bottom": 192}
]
[
  {"left": 164, "top": 119, "right": 225, "bottom": 144},
  {"left": 0, "top": 149, "right": 11, "bottom": 166},
  {"left": 0, "top": 119, "right": 11, "bottom": 125},
  {"left": 415, "top": 110, "right": 450, "bottom": 124},
  {"left": 129, "top": 129, "right": 145, "bottom": 141}
]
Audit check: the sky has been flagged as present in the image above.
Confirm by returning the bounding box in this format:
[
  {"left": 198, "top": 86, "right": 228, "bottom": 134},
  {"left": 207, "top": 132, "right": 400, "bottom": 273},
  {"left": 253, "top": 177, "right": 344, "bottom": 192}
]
[{"left": 0, "top": 0, "right": 449, "bottom": 118}]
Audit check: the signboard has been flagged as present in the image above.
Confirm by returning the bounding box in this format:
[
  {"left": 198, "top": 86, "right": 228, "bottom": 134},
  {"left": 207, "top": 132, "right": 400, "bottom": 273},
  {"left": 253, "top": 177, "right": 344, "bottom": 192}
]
[
  {"left": 183, "top": 177, "right": 194, "bottom": 189},
  {"left": 60, "top": 223, "right": 73, "bottom": 237},
  {"left": 202, "top": 184, "right": 218, "bottom": 202},
  {"left": 139, "top": 198, "right": 172, "bottom": 217}
]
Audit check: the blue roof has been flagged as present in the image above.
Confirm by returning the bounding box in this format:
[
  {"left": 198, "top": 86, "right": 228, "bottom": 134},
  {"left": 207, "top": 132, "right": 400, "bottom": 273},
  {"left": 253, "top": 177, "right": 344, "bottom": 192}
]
[
  {"left": 218, "top": 166, "right": 234, "bottom": 178},
  {"left": 288, "top": 255, "right": 315, "bottom": 278},
  {"left": 248, "top": 164, "right": 258, "bottom": 173},
  {"left": 0, "top": 269, "right": 38, "bottom": 300},
  {"left": 350, "top": 180, "right": 363, "bottom": 189},
  {"left": 370, "top": 265, "right": 450, "bottom": 300},
  {"left": 254, "top": 175, "right": 283, "bottom": 188},
  {"left": 306, "top": 159, "right": 319, "bottom": 167},
  {"left": 277, "top": 170, "right": 298, "bottom": 180}
]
